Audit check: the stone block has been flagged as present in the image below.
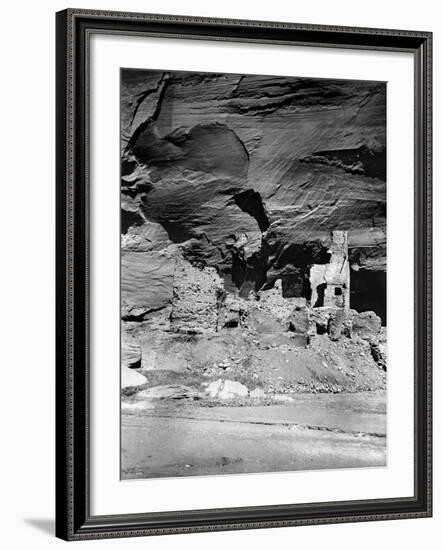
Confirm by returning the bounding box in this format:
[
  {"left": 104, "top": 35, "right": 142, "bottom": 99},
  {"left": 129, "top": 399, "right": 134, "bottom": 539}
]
[{"left": 351, "top": 310, "right": 382, "bottom": 340}]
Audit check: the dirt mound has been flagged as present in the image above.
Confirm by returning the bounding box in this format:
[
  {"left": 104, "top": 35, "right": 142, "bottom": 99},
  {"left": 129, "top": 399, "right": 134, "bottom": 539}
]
[{"left": 122, "top": 323, "right": 385, "bottom": 404}]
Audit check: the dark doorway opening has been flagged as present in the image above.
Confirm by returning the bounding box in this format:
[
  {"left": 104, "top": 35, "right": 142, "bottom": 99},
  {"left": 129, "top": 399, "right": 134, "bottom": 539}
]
[
  {"left": 314, "top": 283, "right": 327, "bottom": 308},
  {"left": 316, "top": 322, "right": 328, "bottom": 335},
  {"left": 350, "top": 269, "right": 386, "bottom": 325}
]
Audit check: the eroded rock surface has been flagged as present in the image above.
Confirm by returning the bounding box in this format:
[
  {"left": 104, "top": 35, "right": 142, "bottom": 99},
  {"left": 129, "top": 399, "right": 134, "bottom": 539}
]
[
  {"left": 121, "top": 70, "right": 386, "bottom": 317},
  {"left": 170, "top": 257, "right": 225, "bottom": 334},
  {"left": 120, "top": 70, "right": 387, "bottom": 401},
  {"left": 206, "top": 379, "right": 249, "bottom": 400},
  {"left": 121, "top": 250, "right": 175, "bottom": 321}
]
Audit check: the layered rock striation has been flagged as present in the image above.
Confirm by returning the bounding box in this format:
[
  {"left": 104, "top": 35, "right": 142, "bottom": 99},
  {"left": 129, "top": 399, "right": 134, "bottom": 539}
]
[{"left": 121, "top": 69, "right": 386, "bottom": 325}]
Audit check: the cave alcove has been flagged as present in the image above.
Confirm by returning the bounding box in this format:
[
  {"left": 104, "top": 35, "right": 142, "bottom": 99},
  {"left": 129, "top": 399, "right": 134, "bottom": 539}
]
[{"left": 350, "top": 268, "right": 386, "bottom": 325}]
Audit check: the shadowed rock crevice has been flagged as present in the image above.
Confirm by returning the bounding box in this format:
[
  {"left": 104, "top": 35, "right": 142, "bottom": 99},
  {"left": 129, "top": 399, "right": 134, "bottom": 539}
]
[
  {"left": 300, "top": 145, "right": 386, "bottom": 180},
  {"left": 233, "top": 190, "right": 270, "bottom": 232},
  {"left": 262, "top": 241, "right": 332, "bottom": 300},
  {"left": 129, "top": 73, "right": 169, "bottom": 127},
  {"left": 350, "top": 268, "right": 387, "bottom": 325},
  {"left": 121, "top": 209, "right": 144, "bottom": 235},
  {"left": 230, "top": 247, "right": 269, "bottom": 297},
  {"left": 121, "top": 304, "right": 169, "bottom": 323},
  {"left": 227, "top": 77, "right": 352, "bottom": 115}
]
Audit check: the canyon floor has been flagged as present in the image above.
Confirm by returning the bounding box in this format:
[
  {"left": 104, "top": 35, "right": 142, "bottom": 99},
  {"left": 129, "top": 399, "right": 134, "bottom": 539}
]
[
  {"left": 121, "top": 390, "right": 386, "bottom": 479},
  {"left": 121, "top": 327, "right": 387, "bottom": 479}
]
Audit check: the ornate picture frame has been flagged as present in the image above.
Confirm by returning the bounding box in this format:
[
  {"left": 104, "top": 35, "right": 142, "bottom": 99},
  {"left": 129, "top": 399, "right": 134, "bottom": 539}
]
[{"left": 55, "top": 9, "right": 432, "bottom": 540}]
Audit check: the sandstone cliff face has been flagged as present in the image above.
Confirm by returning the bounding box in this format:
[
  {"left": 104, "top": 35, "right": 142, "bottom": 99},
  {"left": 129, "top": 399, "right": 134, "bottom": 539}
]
[{"left": 121, "top": 69, "right": 386, "bottom": 316}]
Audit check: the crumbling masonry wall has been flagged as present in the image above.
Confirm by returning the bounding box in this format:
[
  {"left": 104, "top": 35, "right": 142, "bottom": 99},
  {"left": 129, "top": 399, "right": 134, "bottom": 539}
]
[
  {"left": 170, "top": 257, "right": 225, "bottom": 334},
  {"left": 310, "top": 231, "right": 350, "bottom": 309}
]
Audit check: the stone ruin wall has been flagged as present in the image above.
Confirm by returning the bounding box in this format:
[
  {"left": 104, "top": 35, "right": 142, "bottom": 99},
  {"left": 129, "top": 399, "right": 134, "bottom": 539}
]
[
  {"left": 170, "top": 256, "right": 225, "bottom": 334},
  {"left": 310, "top": 230, "right": 350, "bottom": 309},
  {"left": 167, "top": 230, "right": 383, "bottom": 361}
]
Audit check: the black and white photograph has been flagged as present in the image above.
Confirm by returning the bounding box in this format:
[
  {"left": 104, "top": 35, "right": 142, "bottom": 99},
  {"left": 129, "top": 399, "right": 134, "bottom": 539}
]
[
  {"left": 0, "top": 0, "right": 438, "bottom": 545},
  {"left": 120, "top": 69, "right": 387, "bottom": 479}
]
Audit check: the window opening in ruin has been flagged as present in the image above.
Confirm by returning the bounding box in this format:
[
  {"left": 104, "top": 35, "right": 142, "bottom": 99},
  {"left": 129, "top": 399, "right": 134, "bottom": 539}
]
[
  {"left": 335, "top": 286, "right": 342, "bottom": 296},
  {"left": 316, "top": 322, "right": 328, "bottom": 335},
  {"left": 314, "top": 283, "right": 326, "bottom": 307}
]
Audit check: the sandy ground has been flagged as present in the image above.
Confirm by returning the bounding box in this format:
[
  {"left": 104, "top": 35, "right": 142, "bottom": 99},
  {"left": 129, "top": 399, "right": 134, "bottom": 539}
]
[{"left": 121, "top": 390, "right": 386, "bottom": 479}]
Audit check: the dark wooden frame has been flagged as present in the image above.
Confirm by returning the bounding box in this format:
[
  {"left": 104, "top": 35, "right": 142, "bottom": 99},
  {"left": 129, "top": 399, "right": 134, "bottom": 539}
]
[{"left": 56, "top": 8, "right": 432, "bottom": 541}]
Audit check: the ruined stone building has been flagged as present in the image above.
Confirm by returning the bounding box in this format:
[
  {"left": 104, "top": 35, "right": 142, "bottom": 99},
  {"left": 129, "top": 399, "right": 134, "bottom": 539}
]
[
  {"left": 170, "top": 256, "right": 225, "bottom": 334},
  {"left": 169, "top": 230, "right": 354, "bottom": 337},
  {"left": 310, "top": 231, "right": 350, "bottom": 309}
]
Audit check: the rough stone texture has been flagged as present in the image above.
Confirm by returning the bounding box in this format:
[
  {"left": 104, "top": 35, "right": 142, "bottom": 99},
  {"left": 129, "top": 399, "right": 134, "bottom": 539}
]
[
  {"left": 206, "top": 379, "right": 249, "bottom": 399},
  {"left": 222, "top": 279, "right": 309, "bottom": 339},
  {"left": 121, "top": 216, "right": 171, "bottom": 253},
  {"left": 170, "top": 257, "right": 225, "bottom": 334},
  {"left": 310, "top": 231, "right": 350, "bottom": 309},
  {"left": 370, "top": 341, "right": 387, "bottom": 371},
  {"left": 309, "top": 307, "right": 331, "bottom": 337},
  {"left": 258, "top": 280, "right": 297, "bottom": 323},
  {"left": 217, "top": 293, "right": 248, "bottom": 329},
  {"left": 120, "top": 70, "right": 387, "bottom": 394},
  {"left": 288, "top": 305, "right": 310, "bottom": 335},
  {"left": 121, "top": 250, "right": 175, "bottom": 320},
  {"left": 351, "top": 310, "right": 382, "bottom": 340},
  {"left": 308, "top": 306, "right": 381, "bottom": 344},
  {"left": 121, "top": 70, "right": 386, "bottom": 317},
  {"left": 328, "top": 309, "right": 348, "bottom": 341},
  {"left": 122, "top": 339, "right": 142, "bottom": 369}
]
